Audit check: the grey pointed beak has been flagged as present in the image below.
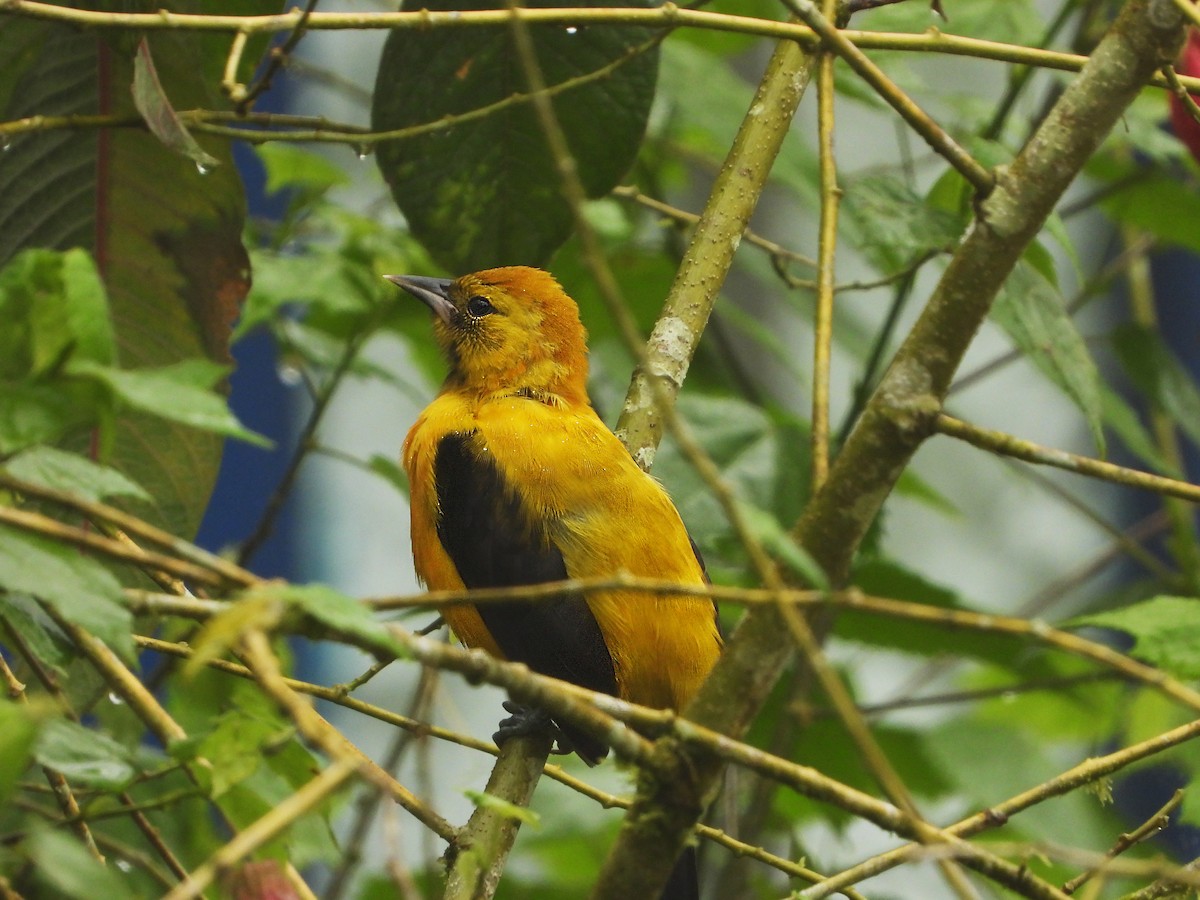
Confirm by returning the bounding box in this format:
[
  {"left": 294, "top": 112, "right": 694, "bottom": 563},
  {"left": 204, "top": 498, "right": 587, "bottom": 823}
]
[{"left": 385, "top": 274, "right": 456, "bottom": 324}]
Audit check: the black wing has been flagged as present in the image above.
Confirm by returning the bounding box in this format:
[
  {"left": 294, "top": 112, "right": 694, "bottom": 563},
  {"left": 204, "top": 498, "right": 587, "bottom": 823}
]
[
  {"left": 434, "top": 432, "right": 617, "bottom": 762},
  {"left": 688, "top": 535, "right": 723, "bottom": 641}
]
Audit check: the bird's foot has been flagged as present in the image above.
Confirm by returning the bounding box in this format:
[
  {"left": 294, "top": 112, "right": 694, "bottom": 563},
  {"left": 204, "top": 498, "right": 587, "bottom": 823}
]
[{"left": 494, "top": 700, "right": 572, "bottom": 755}]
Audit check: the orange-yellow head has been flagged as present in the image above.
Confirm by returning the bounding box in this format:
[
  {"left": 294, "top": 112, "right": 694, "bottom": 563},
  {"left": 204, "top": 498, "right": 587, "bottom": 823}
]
[{"left": 386, "top": 266, "right": 590, "bottom": 405}]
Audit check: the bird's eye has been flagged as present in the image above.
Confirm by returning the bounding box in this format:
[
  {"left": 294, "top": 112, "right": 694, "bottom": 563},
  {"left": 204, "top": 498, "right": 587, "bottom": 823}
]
[{"left": 465, "top": 295, "right": 495, "bottom": 317}]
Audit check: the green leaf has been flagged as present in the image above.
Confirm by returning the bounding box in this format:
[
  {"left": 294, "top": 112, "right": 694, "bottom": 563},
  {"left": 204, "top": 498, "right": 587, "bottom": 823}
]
[
  {"left": 3, "top": 445, "right": 150, "bottom": 503},
  {"left": 657, "top": 41, "right": 819, "bottom": 209},
  {"left": 0, "top": 595, "right": 71, "bottom": 669},
  {"left": 651, "top": 395, "right": 809, "bottom": 581},
  {"left": 894, "top": 469, "right": 959, "bottom": 515},
  {"left": 26, "top": 827, "right": 128, "bottom": 899},
  {"left": 792, "top": 719, "right": 952, "bottom": 827},
  {"left": 218, "top": 750, "right": 343, "bottom": 868},
  {"left": 35, "top": 718, "right": 140, "bottom": 790},
  {"left": 843, "top": 559, "right": 1042, "bottom": 673},
  {"left": 0, "top": 699, "right": 40, "bottom": 808},
  {"left": 1111, "top": 323, "right": 1200, "bottom": 452},
  {"left": 925, "top": 716, "right": 1115, "bottom": 848},
  {"left": 0, "top": 248, "right": 116, "bottom": 379},
  {"left": 1090, "top": 157, "right": 1200, "bottom": 254},
  {"left": 367, "top": 454, "right": 411, "bottom": 497},
  {"left": 1098, "top": 384, "right": 1174, "bottom": 475},
  {"left": 70, "top": 358, "right": 271, "bottom": 448},
  {"left": 1072, "top": 595, "right": 1200, "bottom": 679},
  {"left": 196, "top": 706, "right": 292, "bottom": 798},
  {"left": 372, "top": 0, "right": 658, "bottom": 270},
  {"left": 992, "top": 260, "right": 1105, "bottom": 455},
  {"left": 967, "top": 657, "right": 1123, "bottom": 742},
  {"left": 257, "top": 143, "right": 350, "bottom": 196},
  {"left": 131, "top": 37, "right": 218, "bottom": 171},
  {"left": 858, "top": 0, "right": 1043, "bottom": 44},
  {"left": 0, "top": 18, "right": 259, "bottom": 538},
  {"left": 738, "top": 501, "right": 829, "bottom": 591},
  {"left": 0, "top": 525, "right": 133, "bottom": 661},
  {"left": 0, "top": 383, "right": 99, "bottom": 455},
  {"left": 465, "top": 789, "right": 542, "bottom": 827},
  {"left": 252, "top": 582, "right": 404, "bottom": 656},
  {"left": 841, "top": 173, "right": 963, "bottom": 275},
  {"left": 263, "top": 741, "right": 344, "bottom": 866}
]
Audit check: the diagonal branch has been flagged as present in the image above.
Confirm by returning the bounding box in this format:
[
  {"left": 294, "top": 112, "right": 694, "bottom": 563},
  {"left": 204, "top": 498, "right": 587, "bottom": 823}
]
[{"left": 614, "top": 23, "right": 816, "bottom": 468}]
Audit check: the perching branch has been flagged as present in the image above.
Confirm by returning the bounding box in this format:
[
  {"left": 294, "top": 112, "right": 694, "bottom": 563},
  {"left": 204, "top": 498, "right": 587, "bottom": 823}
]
[{"left": 441, "top": 735, "right": 553, "bottom": 900}]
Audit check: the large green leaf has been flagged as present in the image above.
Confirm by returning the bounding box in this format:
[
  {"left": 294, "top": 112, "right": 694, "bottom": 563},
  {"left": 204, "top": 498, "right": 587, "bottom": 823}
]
[
  {"left": 70, "top": 358, "right": 269, "bottom": 447},
  {"left": 372, "top": 0, "right": 659, "bottom": 271},
  {"left": 992, "top": 259, "right": 1105, "bottom": 454},
  {"left": 1073, "top": 595, "right": 1200, "bottom": 679},
  {"left": 0, "top": 9, "right": 268, "bottom": 538}
]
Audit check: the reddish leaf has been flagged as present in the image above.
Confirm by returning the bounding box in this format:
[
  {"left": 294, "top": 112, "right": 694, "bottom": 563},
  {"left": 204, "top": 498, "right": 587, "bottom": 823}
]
[{"left": 1169, "top": 28, "right": 1200, "bottom": 164}]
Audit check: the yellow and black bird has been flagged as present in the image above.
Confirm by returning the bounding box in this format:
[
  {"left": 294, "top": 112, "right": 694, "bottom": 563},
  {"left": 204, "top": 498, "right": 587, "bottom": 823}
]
[{"left": 390, "top": 266, "right": 721, "bottom": 899}]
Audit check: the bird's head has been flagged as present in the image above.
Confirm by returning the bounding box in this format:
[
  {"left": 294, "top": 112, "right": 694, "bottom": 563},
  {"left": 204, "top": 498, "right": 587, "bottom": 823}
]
[{"left": 387, "top": 266, "right": 590, "bottom": 405}]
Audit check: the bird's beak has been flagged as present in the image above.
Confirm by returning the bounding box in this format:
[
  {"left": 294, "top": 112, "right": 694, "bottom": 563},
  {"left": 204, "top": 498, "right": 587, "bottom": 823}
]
[{"left": 385, "top": 275, "right": 456, "bottom": 324}]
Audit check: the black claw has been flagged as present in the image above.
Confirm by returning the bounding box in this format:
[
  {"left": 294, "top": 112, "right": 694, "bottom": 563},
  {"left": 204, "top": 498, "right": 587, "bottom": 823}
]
[{"left": 493, "top": 702, "right": 572, "bottom": 755}]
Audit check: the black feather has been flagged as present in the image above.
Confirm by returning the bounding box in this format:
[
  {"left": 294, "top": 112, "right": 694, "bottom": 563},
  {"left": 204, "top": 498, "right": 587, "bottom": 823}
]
[{"left": 434, "top": 432, "right": 618, "bottom": 763}]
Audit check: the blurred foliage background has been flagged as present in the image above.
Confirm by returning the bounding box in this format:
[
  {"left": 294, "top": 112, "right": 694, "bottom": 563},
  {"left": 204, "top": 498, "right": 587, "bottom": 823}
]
[{"left": 3, "top": 0, "right": 1200, "bottom": 897}]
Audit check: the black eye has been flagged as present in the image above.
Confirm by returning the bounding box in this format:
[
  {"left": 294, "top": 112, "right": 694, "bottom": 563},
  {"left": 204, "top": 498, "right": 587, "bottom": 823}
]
[{"left": 465, "top": 295, "right": 495, "bottom": 317}]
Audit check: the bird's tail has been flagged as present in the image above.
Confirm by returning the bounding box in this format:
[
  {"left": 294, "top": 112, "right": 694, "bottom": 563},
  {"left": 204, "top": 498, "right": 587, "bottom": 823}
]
[{"left": 659, "top": 845, "right": 699, "bottom": 900}]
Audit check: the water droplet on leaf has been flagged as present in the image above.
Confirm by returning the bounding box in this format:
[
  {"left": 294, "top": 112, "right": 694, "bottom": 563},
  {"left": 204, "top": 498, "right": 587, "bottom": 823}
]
[{"left": 277, "top": 363, "right": 303, "bottom": 386}]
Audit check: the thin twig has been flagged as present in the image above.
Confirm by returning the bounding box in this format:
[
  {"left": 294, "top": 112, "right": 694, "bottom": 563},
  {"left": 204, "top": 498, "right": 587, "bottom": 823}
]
[
  {"left": 0, "top": 653, "right": 104, "bottom": 862},
  {"left": 610, "top": 184, "right": 817, "bottom": 269},
  {"left": 1162, "top": 62, "right": 1200, "bottom": 125},
  {"left": 0, "top": 504, "right": 225, "bottom": 588},
  {"left": 779, "top": 0, "right": 993, "bottom": 193},
  {"left": 236, "top": 0, "right": 319, "bottom": 111},
  {"left": 324, "top": 665, "right": 439, "bottom": 900},
  {"left": 936, "top": 413, "right": 1200, "bottom": 505},
  {"left": 3, "top": 0, "right": 1196, "bottom": 98},
  {"left": 162, "top": 758, "right": 357, "bottom": 900},
  {"left": 0, "top": 470, "right": 256, "bottom": 586},
  {"left": 1062, "top": 789, "right": 1184, "bottom": 894},
  {"left": 237, "top": 320, "right": 372, "bottom": 565},
  {"left": 1122, "top": 855, "right": 1200, "bottom": 900},
  {"left": 239, "top": 630, "right": 457, "bottom": 842},
  {"left": 4, "top": 623, "right": 190, "bottom": 881},
  {"left": 219, "top": 30, "right": 250, "bottom": 101},
  {"left": 811, "top": 12, "right": 839, "bottom": 491}
]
